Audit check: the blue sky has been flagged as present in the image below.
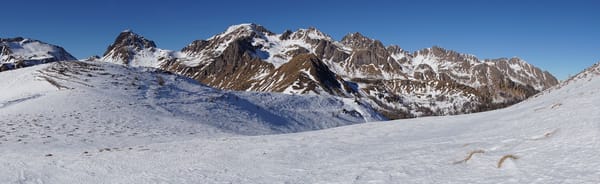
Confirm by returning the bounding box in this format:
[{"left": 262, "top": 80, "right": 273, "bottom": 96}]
[{"left": 2, "top": 0, "right": 599, "bottom": 79}]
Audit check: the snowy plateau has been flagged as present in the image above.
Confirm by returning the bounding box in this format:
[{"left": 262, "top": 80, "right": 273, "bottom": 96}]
[{"left": 0, "top": 57, "right": 599, "bottom": 183}]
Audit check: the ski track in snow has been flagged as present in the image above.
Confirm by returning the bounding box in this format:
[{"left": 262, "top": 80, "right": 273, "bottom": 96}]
[{"left": 1, "top": 61, "right": 600, "bottom": 183}]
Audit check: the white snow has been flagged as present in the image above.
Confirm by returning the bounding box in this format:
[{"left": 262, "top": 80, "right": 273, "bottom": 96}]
[
  {"left": 252, "top": 34, "right": 314, "bottom": 68},
  {"left": 208, "top": 23, "right": 255, "bottom": 40},
  {"left": 9, "top": 41, "right": 56, "bottom": 60},
  {"left": 101, "top": 47, "right": 174, "bottom": 68},
  {"left": 1, "top": 39, "right": 75, "bottom": 64},
  {"left": 411, "top": 50, "right": 441, "bottom": 73},
  {"left": 1, "top": 61, "right": 599, "bottom": 183}
]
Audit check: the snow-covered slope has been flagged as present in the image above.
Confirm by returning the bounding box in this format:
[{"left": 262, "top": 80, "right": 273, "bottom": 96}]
[
  {"left": 0, "top": 37, "right": 76, "bottom": 70},
  {"left": 2, "top": 61, "right": 598, "bottom": 183},
  {"left": 0, "top": 60, "right": 382, "bottom": 137}
]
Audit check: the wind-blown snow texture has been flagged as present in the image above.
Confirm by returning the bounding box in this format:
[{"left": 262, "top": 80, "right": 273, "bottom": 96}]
[{"left": 1, "top": 61, "right": 599, "bottom": 183}]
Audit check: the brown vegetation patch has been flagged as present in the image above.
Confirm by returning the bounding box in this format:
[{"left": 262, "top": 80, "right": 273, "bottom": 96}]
[
  {"left": 453, "top": 150, "right": 485, "bottom": 164},
  {"left": 497, "top": 154, "right": 519, "bottom": 168}
]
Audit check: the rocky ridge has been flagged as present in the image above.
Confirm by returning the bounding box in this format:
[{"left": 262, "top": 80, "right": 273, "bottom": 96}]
[{"left": 98, "top": 23, "right": 560, "bottom": 119}]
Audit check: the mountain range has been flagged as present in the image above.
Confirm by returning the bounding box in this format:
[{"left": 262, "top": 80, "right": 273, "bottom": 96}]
[
  {"left": 1, "top": 23, "right": 559, "bottom": 119},
  {"left": 4, "top": 23, "right": 600, "bottom": 183},
  {"left": 1, "top": 43, "right": 599, "bottom": 183}
]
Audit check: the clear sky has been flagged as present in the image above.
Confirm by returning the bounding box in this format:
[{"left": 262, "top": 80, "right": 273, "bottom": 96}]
[{"left": 2, "top": 0, "right": 598, "bottom": 79}]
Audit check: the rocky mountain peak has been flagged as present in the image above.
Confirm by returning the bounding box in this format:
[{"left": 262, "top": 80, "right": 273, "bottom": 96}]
[
  {"left": 414, "top": 46, "right": 479, "bottom": 64},
  {"left": 386, "top": 45, "right": 410, "bottom": 56},
  {"left": 341, "top": 32, "right": 384, "bottom": 49},
  {"left": 508, "top": 57, "right": 527, "bottom": 65},
  {"left": 341, "top": 32, "right": 367, "bottom": 41},
  {"left": 103, "top": 30, "right": 156, "bottom": 57},
  {"left": 482, "top": 57, "right": 559, "bottom": 91},
  {"left": 415, "top": 46, "right": 450, "bottom": 57},
  {"left": 386, "top": 45, "right": 411, "bottom": 65},
  {"left": 178, "top": 25, "right": 264, "bottom": 67},
  {"left": 288, "top": 27, "right": 332, "bottom": 41},
  {"left": 212, "top": 23, "right": 274, "bottom": 40},
  {"left": 101, "top": 31, "right": 171, "bottom": 67},
  {"left": 386, "top": 45, "right": 404, "bottom": 53},
  {"left": 279, "top": 29, "right": 294, "bottom": 40}
]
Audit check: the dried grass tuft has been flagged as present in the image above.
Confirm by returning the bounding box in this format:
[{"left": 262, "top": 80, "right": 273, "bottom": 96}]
[
  {"left": 453, "top": 149, "right": 485, "bottom": 164},
  {"left": 497, "top": 154, "right": 519, "bottom": 168}
]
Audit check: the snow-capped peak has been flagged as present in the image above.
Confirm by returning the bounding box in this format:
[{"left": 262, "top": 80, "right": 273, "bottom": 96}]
[
  {"left": 209, "top": 23, "right": 274, "bottom": 40},
  {"left": 1, "top": 37, "right": 76, "bottom": 71},
  {"left": 288, "top": 27, "right": 333, "bottom": 41},
  {"left": 105, "top": 31, "right": 157, "bottom": 52},
  {"left": 180, "top": 24, "right": 337, "bottom": 68},
  {"left": 224, "top": 23, "right": 257, "bottom": 34},
  {"left": 101, "top": 31, "right": 173, "bottom": 68}
]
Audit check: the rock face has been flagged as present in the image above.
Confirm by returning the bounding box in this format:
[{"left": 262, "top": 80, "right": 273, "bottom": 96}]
[
  {"left": 249, "top": 53, "right": 351, "bottom": 96},
  {"left": 101, "top": 23, "right": 560, "bottom": 119},
  {"left": 338, "top": 32, "right": 405, "bottom": 79},
  {"left": 0, "top": 37, "right": 76, "bottom": 71},
  {"left": 101, "top": 30, "right": 174, "bottom": 68}
]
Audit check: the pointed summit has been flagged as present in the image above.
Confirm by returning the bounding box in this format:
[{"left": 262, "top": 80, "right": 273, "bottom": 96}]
[
  {"left": 104, "top": 30, "right": 157, "bottom": 57},
  {"left": 341, "top": 32, "right": 370, "bottom": 43},
  {"left": 279, "top": 29, "right": 293, "bottom": 40},
  {"left": 386, "top": 45, "right": 410, "bottom": 62},
  {"left": 212, "top": 23, "right": 274, "bottom": 40},
  {"left": 287, "top": 26, "right": 332, "bottom": 41},
  {"left": 101, "top": 30, "right": 169, "bottom": 67},
  {"left": 341, "top": 32, "right": 383, "bottom": 49},
  {"left": 386, "top": 45, "right": 407, "bottom": 54}
]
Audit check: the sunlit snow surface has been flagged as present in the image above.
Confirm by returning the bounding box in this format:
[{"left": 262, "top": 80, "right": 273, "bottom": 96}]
[
  {"left": 1, "top": 61, "right": 599, "bottom": 183},
  {"left": 1, "top": 38, "right": 75, "bottom": 64}
]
